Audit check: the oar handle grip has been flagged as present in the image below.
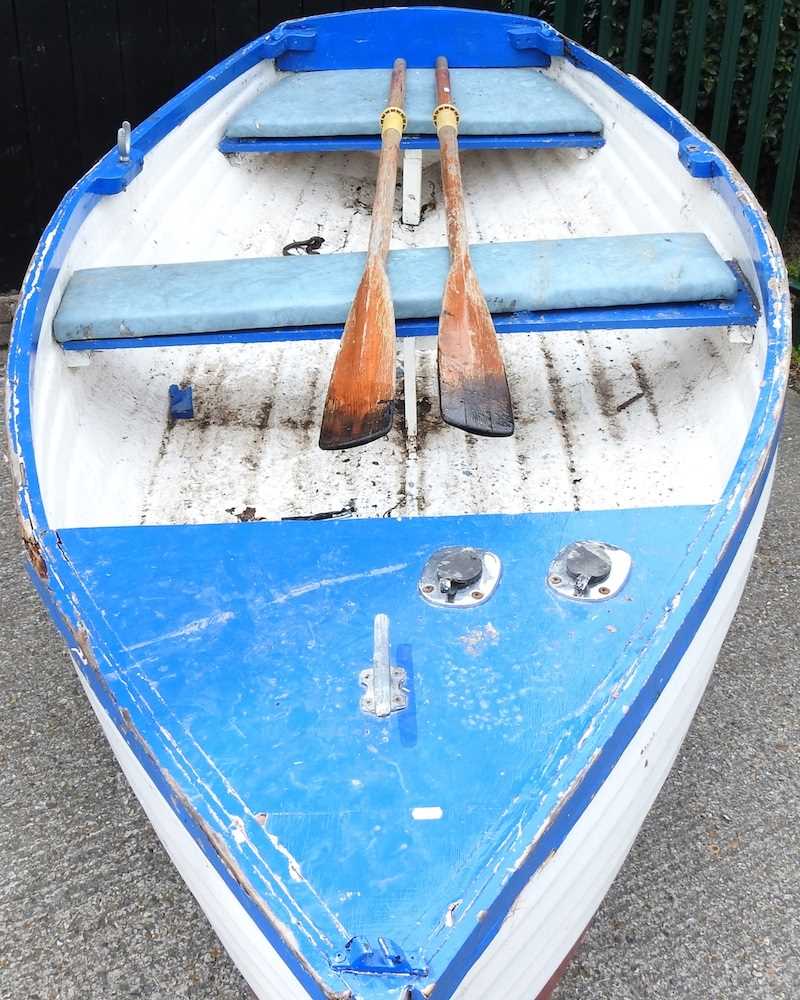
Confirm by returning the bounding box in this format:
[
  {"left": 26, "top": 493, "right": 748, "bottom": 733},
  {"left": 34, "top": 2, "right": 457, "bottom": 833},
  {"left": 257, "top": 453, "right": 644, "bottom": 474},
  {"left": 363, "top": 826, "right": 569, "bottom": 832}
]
[
  {"left": 435, "top": 55, "right": 454, "bottom": 108},
  {"left": 388, "top": 57, "right": 407, "bottom": 114},
  {"left": 380, "top": 58, "right": 407, "bottom": 136}
]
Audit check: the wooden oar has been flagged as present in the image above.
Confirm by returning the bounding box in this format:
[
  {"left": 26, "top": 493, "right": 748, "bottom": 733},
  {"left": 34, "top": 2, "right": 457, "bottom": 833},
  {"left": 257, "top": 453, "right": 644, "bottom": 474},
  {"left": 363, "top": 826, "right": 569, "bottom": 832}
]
[
  {"left": 434, "top": 56, "right": 514, "bottom": 437},
  {"left": 319, "top": 59, "right": 407, "bottom": 450}
]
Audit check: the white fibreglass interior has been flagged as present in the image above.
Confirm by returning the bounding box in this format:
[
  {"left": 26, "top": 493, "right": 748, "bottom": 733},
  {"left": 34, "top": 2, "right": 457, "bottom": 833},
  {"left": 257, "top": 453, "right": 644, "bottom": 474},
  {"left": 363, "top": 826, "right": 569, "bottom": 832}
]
[{"left": 31, "top": 59, "right": 766, "bottom": 529}]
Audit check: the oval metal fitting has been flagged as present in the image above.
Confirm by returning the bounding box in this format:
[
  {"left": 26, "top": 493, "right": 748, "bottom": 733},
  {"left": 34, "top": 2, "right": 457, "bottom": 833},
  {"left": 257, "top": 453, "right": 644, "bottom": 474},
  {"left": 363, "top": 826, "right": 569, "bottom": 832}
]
[
  {"left": 547, "top": 540, "right": 631, "bottom": 602},
  {"left": 418, "top": 547, "right": 501, "bottom": 608}
]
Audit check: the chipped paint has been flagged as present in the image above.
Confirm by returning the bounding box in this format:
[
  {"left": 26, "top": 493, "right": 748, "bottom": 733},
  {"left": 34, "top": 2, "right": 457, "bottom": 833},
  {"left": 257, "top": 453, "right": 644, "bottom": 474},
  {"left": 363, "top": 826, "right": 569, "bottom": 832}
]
[
  {"left": 444, "top": 899, "right": 464, "bottom": 929},
  {"left": 27, "top": 538, "right": 353, "bottom": 997},
  {"left": 123, "top": 610, "right": 235, "bottom": 650},
  {"left": 271, "top": 563, "right": 408, "bottom": 604},
  {"left": 265, "top": 829, "right": 306, "bottom": 884},
  {"left": 159, "top": 768, "right": 351, "bottom": 1000},
  {"left": 17, "top": 512, "right": 48, "bottom": 579},
  {"left": 458, "top": 622, "right": 499, "bottom": 656},
  {"left": 150, "top": 741, "right": 350, "bottom": 1000},
  {"left": 231, "top": 816, "right": 248, "bottom": 847},
  {"left": 511, "top": 749, "right": 602, "bottom": 874},
  {"left": 136, "top": 684, "right": 345, "bottom": 950}
]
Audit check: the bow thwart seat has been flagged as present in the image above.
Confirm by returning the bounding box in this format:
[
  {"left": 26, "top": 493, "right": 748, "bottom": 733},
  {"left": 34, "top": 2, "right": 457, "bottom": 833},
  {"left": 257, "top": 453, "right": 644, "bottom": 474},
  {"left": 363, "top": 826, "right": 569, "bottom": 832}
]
[{"left": 221, "top": 68, "right": 604, "bottom": 154}]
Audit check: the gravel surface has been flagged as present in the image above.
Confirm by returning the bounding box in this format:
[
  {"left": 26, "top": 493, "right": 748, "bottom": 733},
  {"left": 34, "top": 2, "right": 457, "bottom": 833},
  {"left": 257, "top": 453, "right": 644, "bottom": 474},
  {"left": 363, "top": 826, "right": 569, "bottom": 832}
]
[{"left": 1, "top": 350, "right": 798, "bottom": 1000}]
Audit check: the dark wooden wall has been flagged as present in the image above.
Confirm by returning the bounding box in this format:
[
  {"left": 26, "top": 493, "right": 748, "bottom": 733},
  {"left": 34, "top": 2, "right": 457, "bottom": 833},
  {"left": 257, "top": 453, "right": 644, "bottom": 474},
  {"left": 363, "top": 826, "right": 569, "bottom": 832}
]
[{"left": 0, "top": 1, "right": 501, "bottom": 290}]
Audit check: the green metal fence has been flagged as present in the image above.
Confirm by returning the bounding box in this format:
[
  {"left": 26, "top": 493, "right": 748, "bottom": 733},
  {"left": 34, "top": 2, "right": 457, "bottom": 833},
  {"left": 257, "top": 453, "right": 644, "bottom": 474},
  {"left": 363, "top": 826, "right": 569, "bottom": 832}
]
[{"left": 512, "top": 0, "right": 800, "bottom": 242}]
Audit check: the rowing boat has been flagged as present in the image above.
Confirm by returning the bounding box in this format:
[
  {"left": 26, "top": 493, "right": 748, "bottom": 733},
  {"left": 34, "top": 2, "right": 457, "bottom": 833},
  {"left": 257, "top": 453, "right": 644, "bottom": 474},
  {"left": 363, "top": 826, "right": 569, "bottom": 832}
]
[{"left": 5, "top": 7, "right": 789, "bottom": 999}]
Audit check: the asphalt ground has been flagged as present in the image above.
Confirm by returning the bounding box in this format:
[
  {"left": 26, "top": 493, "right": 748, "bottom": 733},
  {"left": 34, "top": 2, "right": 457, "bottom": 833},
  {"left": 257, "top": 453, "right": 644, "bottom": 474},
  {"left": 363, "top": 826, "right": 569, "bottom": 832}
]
[{"left": 1, "top": 349, "right": 798, "bottom": 1000}]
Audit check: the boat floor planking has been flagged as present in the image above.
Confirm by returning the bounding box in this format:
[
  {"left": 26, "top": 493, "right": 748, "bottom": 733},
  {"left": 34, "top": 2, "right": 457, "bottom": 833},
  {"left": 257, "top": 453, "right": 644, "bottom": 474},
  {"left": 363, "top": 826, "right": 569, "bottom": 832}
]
[
  {"left": 6, "top": 7, "right": 789, "bottom": 1000},
  {"left": 44, "top": 328, "right": 756, "bottom": 529}
]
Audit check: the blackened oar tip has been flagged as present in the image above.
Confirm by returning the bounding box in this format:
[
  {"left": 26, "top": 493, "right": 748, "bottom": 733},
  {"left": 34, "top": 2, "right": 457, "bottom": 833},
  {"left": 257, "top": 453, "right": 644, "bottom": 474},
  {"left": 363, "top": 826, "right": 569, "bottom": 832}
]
[
  {"left": 439, "top": 381, "right": 515, "bottom": 438},
  {"left": 318, "top": 401, "right": 395, "bottom": 451}
]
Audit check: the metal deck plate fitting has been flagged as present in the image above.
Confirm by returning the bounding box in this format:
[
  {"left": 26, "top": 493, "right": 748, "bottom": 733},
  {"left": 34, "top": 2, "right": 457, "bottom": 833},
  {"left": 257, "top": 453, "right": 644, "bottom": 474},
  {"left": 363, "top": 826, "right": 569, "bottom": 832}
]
[
  {"left": 547, "top": 540, "right": 631, "bottom": 601},
  {"left": 418, "top": 546, "right": 502, "bottom": 608}
]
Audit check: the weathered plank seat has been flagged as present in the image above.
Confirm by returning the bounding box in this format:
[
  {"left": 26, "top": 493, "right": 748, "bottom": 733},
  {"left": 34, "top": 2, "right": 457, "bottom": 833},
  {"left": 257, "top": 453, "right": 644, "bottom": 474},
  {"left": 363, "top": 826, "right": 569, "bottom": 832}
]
[
  {"left": 220, "top": 68, "right": 605, "bottom": 153},
  {"left": 54, "top": 234, "right": 756, "bottom": 352}
]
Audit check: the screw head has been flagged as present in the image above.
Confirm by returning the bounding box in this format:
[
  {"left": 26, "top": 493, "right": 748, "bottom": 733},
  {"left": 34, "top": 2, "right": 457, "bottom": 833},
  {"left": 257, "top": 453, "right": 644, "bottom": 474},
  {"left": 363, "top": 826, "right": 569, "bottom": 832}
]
[
  {"left": 598, "top": 585, "right": 611, "bottom": 596},
  {"left": 471, "top": 590, "right": 484, "bottom": 600},
  {"left": 422, "top": 584, "right": 434, "bottom": 594},
  {"left": 550, "top": 575, "right": 562, "bottom": 585}
]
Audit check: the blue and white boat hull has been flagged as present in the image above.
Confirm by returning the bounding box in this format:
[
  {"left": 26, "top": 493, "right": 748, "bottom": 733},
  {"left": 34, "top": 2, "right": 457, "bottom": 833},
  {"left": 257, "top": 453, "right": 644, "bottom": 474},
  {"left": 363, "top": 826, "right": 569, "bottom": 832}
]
[{"left": 6, "top": 7, "right": 789, "bottom": 999}]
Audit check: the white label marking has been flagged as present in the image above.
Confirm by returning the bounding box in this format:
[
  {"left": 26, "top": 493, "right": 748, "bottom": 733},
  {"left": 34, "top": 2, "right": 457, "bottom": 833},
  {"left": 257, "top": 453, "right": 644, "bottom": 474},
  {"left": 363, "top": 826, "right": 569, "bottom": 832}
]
[{"left": 412, "top": 806, "right": 444, "bottom": 821}]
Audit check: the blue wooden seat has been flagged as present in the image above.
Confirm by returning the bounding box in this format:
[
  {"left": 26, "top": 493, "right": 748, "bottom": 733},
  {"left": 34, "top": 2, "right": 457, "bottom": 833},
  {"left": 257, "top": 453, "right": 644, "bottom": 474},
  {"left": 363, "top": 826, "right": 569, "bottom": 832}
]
[
  {"left": 220, "top": 68, "right": 605, "bottom": 154},
  {"left": 54, "top": 234, "right": 756, "bottom": 352}
]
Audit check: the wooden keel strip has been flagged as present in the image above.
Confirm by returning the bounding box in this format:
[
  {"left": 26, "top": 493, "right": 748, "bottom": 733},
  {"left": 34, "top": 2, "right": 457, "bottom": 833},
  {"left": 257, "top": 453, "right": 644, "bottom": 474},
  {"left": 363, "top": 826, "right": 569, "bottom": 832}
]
[
  {"left": 435, "top": 55, "right": 515, "bottom": 438},
  {"left": 319, "top": 59, "right": 407, "bottom": 450}
]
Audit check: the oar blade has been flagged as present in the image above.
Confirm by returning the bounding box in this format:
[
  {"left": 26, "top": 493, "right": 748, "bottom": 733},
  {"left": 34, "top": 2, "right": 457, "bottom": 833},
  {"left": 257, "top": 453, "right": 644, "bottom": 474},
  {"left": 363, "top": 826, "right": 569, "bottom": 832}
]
[
  {"left": 437, "top": 260, "right": 514, "bottom": 437},
  {"left": 319, "top": 260, "right": 396, "bottom": 450}
]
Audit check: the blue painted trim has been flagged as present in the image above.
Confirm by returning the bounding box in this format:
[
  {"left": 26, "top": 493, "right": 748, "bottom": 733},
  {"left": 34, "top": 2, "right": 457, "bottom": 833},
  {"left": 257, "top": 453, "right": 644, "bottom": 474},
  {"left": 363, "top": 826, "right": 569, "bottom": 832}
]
[
  {"left": 58, "top": 274, "right": 758, "bottom": 353},
  {"left": 430, "top": 427, "right": 781, "bottom": 998},
  {"left": 565, "top": 40, "right": 693, "bottom": 142},
  {"left": 507, "top": 24, "right": 565, "bottom": 57},
  {"left": 678, "top": 136, "right": 722, "bottom": 178},
  {"left": 263, "top": 26, "right": 317, "bottom": 60},
  {"left": 272, "top": 9, "right": 554, "bottom": 71},
  {"left": 219, "top": 132, "right": 604, "bottom": 154},
  {"left": 23, "top": 555, "right": 332, "bottom": 1000},
  {"left": 87, "top": 151, "right": 145, "bottom": 195}
]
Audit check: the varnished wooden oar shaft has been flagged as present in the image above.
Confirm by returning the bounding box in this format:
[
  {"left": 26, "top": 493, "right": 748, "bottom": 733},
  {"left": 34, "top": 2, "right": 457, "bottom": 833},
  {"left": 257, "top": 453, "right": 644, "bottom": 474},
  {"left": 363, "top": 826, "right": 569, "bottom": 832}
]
[
  {"left": 368, "top": 60, "right": 406, "bottom": 260},
  {"left": 435, "top": 57, "right": 469, "bottom": 260},
  {"left": 319, "top": 59, "right": 406, "bottom": 450},
  {"left": 434, "top": 56, "right": 514, "bottom": 438}
]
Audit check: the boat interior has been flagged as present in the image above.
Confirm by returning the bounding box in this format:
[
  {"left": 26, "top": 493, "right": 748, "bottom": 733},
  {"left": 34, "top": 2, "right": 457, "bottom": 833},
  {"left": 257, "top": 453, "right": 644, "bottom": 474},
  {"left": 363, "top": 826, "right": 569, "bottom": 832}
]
[{"left": 30, "top": 27, "right": 765, "bottom": 532}]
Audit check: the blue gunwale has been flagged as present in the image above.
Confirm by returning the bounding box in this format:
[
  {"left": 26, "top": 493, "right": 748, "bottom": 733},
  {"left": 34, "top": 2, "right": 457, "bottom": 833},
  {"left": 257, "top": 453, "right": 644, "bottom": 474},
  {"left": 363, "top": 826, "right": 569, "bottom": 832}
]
[{"left": 4, "top": 7, "right": 790, "bottom": 999}]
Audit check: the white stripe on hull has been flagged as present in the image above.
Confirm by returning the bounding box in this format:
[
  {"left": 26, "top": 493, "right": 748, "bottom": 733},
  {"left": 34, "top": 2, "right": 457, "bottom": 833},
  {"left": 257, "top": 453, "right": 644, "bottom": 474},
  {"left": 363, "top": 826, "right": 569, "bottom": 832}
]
[{"left": 72, "top": 464, "right": 774, "bottom": 1000}]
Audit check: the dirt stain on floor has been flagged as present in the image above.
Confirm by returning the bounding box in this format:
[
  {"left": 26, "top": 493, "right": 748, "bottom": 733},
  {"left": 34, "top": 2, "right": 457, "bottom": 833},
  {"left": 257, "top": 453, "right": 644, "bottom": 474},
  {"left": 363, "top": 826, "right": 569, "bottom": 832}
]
[{"left": 540, "top": 341, "right": 581, "bottom": 511}]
